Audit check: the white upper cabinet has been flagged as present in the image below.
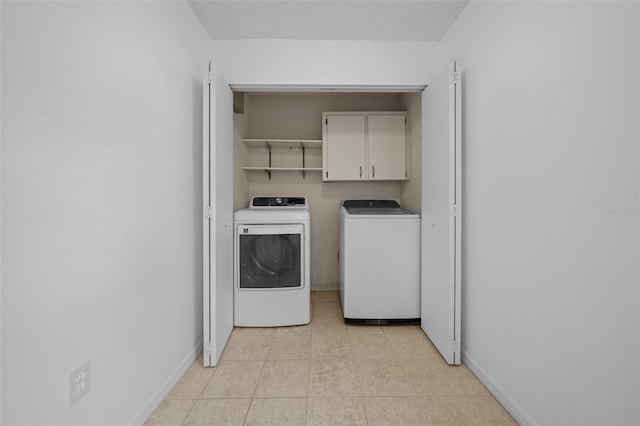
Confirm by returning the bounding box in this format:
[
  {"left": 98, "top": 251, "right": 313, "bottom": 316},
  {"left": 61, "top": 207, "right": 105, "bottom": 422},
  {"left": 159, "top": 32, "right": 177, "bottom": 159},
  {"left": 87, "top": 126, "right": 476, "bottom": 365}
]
[
  {"left": 322, "top": 112, "right": 407, "bottom": 181},
  {"left": 323, "top": 114, "right": 367, "bottom": 181},
  {"left": 367, "top": 114, "right": 407, "bottom": 180}
]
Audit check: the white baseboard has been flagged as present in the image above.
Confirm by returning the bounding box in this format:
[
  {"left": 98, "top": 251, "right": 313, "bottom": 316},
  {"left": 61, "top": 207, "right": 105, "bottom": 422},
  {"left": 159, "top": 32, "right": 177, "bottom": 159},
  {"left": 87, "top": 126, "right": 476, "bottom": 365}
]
[
  {"left": 462, "top": 348, "right": 535, "bottom": 426},
  {"left": 128, "top": 340, "right": 203, "bottom": 426}
]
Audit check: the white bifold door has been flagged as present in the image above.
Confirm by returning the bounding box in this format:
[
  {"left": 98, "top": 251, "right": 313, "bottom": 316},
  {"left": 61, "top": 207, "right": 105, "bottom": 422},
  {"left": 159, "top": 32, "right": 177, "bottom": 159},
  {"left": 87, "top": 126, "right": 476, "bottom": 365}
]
[
  {"left": 421, "top": 61, "right": 462, "bottom": 365},
  {"left": 202, "top": 61, "right": 234, "bottom": 367}
]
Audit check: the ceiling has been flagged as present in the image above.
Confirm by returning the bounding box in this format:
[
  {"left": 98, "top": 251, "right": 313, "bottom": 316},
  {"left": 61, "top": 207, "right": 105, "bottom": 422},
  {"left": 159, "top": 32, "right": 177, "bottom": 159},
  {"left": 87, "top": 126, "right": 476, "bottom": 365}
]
[{"left": 187, "top": 0, "right": 468, "bottom": 41}]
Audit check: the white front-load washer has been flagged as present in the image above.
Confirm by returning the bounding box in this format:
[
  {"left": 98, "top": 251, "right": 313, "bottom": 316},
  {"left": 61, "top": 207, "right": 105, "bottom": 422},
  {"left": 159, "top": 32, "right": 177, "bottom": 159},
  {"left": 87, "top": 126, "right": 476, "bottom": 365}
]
[{"left": 234, "top": 196, "right": 310, "bottom": 327}]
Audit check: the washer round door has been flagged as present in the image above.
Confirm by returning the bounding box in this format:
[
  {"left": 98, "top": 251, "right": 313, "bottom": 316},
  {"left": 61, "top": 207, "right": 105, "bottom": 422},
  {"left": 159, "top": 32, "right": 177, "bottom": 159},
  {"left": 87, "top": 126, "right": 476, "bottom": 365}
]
[{"left": 237, "top": 224, "right": 304, "bottom": 289}]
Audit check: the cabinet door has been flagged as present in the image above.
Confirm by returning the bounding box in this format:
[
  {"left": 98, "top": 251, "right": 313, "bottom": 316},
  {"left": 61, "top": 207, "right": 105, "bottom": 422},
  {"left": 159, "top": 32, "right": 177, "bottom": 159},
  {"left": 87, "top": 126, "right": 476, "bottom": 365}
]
[
  {"left": 323, "top": 115, "right": 366, "bottom": 181},
  {"left": 367, "top": 114, "right": 406, "bottom": 180}
]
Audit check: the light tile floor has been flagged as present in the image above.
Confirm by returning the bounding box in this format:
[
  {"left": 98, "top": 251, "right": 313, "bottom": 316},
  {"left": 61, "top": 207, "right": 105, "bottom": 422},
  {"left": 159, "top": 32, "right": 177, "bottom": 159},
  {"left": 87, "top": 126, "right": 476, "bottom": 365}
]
[{"left": 146, "top": 291, "right": 516, "bottom": 426}]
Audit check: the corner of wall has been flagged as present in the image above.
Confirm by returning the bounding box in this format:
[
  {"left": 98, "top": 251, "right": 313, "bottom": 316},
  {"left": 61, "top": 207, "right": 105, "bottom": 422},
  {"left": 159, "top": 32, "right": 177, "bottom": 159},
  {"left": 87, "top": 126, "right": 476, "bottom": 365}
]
[
  {"left": 129, "top": 341, "right": 202, "bottom": 426},
  {"left": 461, "top": 349, "right": 533, "bottom": 426}
]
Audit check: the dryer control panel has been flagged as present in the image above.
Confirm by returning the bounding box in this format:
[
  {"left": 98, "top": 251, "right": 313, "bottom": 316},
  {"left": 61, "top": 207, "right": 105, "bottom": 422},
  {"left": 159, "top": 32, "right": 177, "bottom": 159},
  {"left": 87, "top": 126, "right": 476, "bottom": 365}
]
[{"left": 251, "top": 197, "right": 307, "bottom": 209}]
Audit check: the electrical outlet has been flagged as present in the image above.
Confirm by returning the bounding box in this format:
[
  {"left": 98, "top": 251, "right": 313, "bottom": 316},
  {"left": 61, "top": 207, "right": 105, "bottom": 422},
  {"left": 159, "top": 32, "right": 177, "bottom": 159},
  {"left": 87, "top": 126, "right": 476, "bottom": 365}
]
[{"left": 67, "top": 361, "right": 91, "bottom": 408}]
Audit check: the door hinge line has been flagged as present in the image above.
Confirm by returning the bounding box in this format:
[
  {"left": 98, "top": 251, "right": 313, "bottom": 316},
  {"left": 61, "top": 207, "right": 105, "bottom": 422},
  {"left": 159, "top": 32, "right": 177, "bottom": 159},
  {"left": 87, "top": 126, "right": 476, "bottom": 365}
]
[{"left": 205, "top": 206, "right": 213, "bottom": 219}]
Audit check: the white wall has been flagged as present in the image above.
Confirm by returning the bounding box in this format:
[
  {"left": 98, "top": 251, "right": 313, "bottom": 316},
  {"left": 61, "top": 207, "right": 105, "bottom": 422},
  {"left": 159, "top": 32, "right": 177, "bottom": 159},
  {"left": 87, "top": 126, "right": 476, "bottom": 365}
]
[
  {"left": 209, "top": 39, "right": 448, "bottom": 86},
  {"left": 442, "top": 2, "right": 640, "bottom": 425},
  {"left": 1, "top": 1, "right": 209, "bottom": 424}
]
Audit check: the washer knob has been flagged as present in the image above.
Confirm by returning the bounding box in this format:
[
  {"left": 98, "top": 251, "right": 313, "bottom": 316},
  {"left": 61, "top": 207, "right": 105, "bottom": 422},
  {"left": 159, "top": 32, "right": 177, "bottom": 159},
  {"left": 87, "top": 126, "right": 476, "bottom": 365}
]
[{"left": 275, "top": 197, "right": 283, "bottom": 205}]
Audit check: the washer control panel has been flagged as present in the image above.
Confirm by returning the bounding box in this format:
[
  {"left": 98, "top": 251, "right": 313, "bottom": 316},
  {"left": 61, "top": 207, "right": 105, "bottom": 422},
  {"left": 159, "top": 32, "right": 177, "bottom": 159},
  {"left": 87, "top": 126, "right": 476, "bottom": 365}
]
[{"left": 250, "top": 197, "right": 307, "bottom": 209}]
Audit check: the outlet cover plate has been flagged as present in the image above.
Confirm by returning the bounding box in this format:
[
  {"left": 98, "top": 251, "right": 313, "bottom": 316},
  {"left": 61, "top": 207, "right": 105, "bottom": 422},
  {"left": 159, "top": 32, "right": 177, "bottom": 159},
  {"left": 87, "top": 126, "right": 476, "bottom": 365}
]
[{"left": 67, "top": 361, "right": 91, "bottom": 408}]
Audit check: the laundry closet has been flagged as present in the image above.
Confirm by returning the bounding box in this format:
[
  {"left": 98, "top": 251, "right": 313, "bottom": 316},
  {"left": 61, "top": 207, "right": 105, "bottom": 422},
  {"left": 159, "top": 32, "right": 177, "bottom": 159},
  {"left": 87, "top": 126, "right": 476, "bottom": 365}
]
[
  {"left": 203, "top": 62, "right": 461, "bottom": 368},
  {"left": 232, "top": 91, "right": 423, "bottom": 290}
]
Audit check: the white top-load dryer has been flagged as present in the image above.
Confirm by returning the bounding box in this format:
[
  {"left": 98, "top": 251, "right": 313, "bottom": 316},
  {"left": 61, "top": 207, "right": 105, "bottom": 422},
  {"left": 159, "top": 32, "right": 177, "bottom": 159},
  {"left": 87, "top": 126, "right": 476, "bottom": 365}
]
[
  {"left": 234, "top": 196, "right": 310, "bottom": 327},
  {"left": 339, "top": 200, "right": 421, "bottom": 324}
]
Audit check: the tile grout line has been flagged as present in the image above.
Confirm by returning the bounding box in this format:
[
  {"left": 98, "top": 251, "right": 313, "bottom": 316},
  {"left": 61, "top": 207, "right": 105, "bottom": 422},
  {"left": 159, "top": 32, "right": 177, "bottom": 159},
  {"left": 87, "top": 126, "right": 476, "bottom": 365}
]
[
  {"left": 307, "top": 304, "right": 317, "bottom": 425},
  {"left": 304, "top": 313, "right": 316, "bottom": 426},
  {"left": 176, "top": 354, "right": 220, "bottom": 425},
  {"left": 305, "top": 334, "right": 312, "bottom": 426},
  {"left": 354, "top": 350, "right": 370, "bottom": 426},
  {"left": 179, "top": 398, "right": 197, "bottom": 425},
  {"left": 361, "top": 395, "right": 371, "bottom": 426},
  {"left": 248, "top": 338, "right": 271, "bottom": 420}
]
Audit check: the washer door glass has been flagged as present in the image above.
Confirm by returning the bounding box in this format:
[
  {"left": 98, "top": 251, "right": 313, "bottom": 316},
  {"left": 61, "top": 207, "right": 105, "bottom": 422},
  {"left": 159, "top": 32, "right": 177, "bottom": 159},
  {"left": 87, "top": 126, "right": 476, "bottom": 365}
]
[{"left": 239, "top": 232, "right": 302, "bottom": 289}]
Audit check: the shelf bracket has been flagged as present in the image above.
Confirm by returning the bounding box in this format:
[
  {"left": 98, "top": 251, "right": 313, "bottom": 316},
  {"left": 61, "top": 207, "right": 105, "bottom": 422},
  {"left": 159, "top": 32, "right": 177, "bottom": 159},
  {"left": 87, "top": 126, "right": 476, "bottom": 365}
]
[
  {"left": 302, "top": 144, "right": 306, "bottom": 179},
  {"left": 267, "top": 144, "right": 272, "bottom": 180}
]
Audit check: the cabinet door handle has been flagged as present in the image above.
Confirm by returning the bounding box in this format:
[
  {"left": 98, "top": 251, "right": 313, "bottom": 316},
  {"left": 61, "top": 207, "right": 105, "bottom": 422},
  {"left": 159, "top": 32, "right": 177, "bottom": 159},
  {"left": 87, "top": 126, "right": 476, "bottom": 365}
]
[
  {"left": 372, "top": 166, "right": 375, "bottom": 178},
  {"left": 359, "top": 166, "right": 362, "bottom": 178}
]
